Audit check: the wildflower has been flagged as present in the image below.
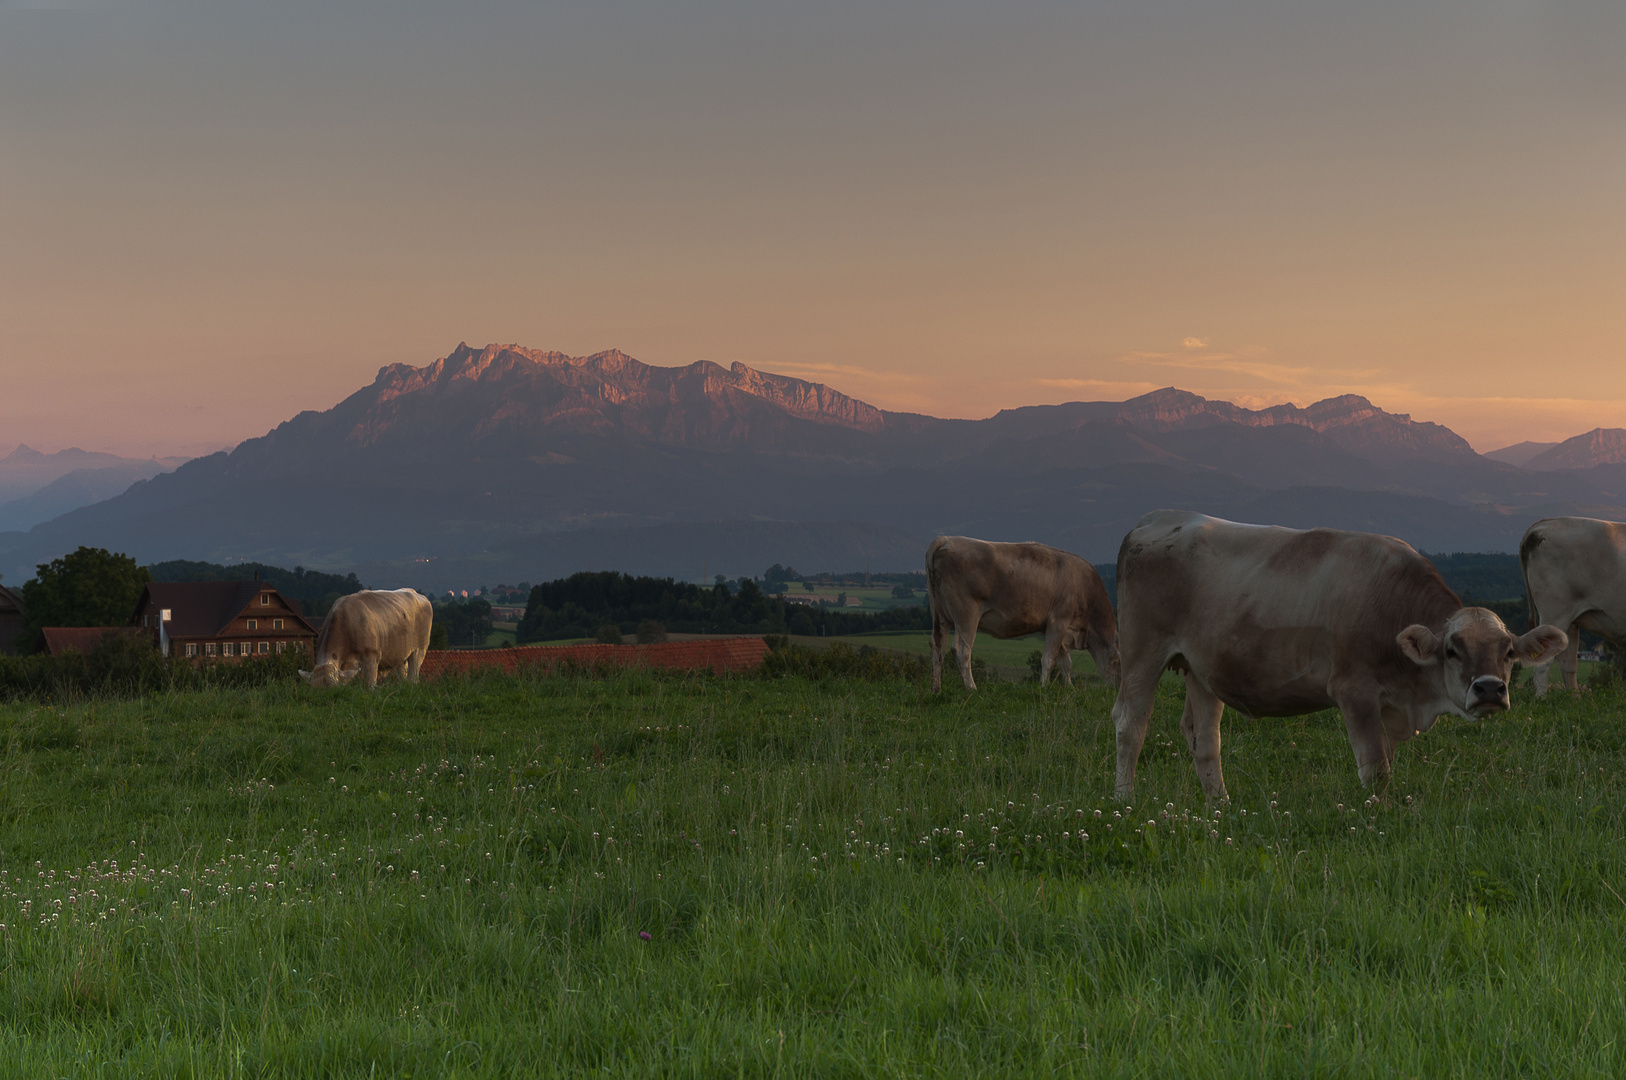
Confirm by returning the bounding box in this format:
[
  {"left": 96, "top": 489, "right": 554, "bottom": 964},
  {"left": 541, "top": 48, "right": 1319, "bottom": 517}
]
[{"left": 639, "top": 931, "right": 652, "bottom": 941}]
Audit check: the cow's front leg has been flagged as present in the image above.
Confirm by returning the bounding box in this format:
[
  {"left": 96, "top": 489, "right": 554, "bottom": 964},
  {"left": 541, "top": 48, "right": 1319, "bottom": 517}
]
[
  {"left": 1179, "top": 673, "right": 1227, "bottom": 801},
  {"left": 1054, "top": 648, "right": 1074, "bottom": 688},
  {"left": 1531, "top": 658, "right": 1551, "bottom": 697},
  {"left": 1335, "top": 690, "right": 1392, "bottom": 789},
  {"left": 361, "top": 655, "right": 381, "bottom": 691}
]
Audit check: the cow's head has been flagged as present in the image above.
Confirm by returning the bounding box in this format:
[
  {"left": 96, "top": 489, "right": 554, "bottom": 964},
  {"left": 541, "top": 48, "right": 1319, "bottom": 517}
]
[
  {"left": 1397, "top": 607, "right": 1566, "bottom": 717},
  {"left": 298, "top": 662, "right": 363, "bottom": 688},
  {"left": 1070, "top": 627, "right": 1122, "bottom": 688}
]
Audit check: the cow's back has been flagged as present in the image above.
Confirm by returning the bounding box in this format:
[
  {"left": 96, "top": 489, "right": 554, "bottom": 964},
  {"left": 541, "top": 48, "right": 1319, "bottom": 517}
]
[
  {"left": 1118, "top": 511, "right": 1457, "bottom": 713},
  {"left": 928, "top": 536, "right": 1086, "bottom": 630},
  {"left": 319, "top": 589, "right": 433, "bottom": 668}
]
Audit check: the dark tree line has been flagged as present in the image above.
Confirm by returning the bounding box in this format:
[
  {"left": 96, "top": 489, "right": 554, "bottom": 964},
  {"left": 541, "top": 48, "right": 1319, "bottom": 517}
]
[
  {"left": 147, "top": 559, "right": 365, "bottom": 617},
  {"left": 432, "top": 598, "right": 494, "bottom": 649},
  {"left": 517, "top": 572, "right": 931, "bottom": 642}
]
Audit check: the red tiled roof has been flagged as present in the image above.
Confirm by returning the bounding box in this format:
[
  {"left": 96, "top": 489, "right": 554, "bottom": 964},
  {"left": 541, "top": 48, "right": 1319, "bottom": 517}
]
[
  {"left": 420, "top": 637, "right": 771, "bottom": 680},
  {"left": 41, "top": 626, "right": 151, "bottom": 657}
]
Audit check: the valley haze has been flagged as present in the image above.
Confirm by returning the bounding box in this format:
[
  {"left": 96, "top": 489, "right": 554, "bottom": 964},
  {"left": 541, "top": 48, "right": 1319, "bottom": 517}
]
[{"left": 4, "top": 344, "right": 1625, "bottom": 591}]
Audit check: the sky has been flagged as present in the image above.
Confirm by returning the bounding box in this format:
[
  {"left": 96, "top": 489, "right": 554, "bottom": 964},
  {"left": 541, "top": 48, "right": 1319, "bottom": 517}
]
[{"left": 2, "top": 0, "right": 1623, "bottom": 457}]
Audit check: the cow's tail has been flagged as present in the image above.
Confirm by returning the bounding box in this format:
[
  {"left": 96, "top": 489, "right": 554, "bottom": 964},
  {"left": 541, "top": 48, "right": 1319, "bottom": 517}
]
[
  {"left": 924, "top": 537, "right": 945, "bottom": 616},
  {"left": 1519, "top": 523, "right": 1546, "bottom": 630}
]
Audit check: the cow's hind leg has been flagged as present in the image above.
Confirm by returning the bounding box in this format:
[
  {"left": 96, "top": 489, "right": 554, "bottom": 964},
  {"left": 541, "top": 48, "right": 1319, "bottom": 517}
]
[
  {"left": 1111, "top": 661, "right": 1163, "bottom": 799},
  {"left": 930, "top": 606, "right": 950, "bottom": 692},
  {"left": 407, "top": 648, "right": 424, "bottom": 684},
  {"left": 1557, "top": 628, "right": 1581, "bottom": 691},
  {"left": 1179, "top": 673, "right": 1227, "bottom": 801},
  {"left": 954, "top": 617, "right": 979, "bottom": 690}
]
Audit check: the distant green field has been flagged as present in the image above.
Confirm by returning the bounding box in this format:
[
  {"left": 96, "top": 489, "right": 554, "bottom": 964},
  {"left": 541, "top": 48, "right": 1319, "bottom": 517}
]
[
  {"left": 781, "top": 583, "right": 921, "bottom": 611},
  {"left": 797, "top": 629, "right": 1102, "bottom": 679}
]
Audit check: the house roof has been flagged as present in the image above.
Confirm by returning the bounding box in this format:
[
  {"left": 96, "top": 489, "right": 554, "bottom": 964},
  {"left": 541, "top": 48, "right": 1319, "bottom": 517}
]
[
  {"left": 133, "top": 581, "right": 318, "bottom": 639},
  {"left": 0, "top": 584, "right": 21, "bottom": 616},
  {"left": 42, "top": 626, "right": 149, "bottom": 657}
]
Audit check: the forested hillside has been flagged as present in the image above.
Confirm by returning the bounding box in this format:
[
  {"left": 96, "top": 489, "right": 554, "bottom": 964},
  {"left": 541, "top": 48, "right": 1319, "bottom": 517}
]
[
  {"left": 518, "top": 572, "right": 931, "bottom": 642},
  {"left": 145, "top": 560, "right": 364, "bottom": 617}
]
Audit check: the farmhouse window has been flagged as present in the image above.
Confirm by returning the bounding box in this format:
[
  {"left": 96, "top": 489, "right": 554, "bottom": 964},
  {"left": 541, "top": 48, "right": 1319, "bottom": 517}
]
[
  {"left": 185, "top": 643, "right": 198, "bottom": 657},
  {"left": 275, "top": 642, "right": 287, "bottom": 655},
  {"left": 273, "top": 618, "right": 284, "bottom": 630},
  {"left": 260, "top": 594, "right": 271, "bottom": 606},
  {"left": 258, "top": 642, "right": 269, "bottom": 654},
  {"left": 222, "top": 643, "right": 235, "bottom": 657},
  {"left": 246, "top": 619, "right": 258, "bottom": 630},
  {"left": 204, "top": 642, "right": 218, "bottom": 656}
]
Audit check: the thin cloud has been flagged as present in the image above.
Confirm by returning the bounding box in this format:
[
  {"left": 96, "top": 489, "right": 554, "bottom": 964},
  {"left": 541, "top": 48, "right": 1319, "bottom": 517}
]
[
  {"left": 1181, "top": 337, "right": 1208, "bottom": 349},
  {"left": 766, "top": 362, "right": 924, "bottom": 385},
  {"left": 1033, "top": 377, "right": 1164, "bottom": 395}
]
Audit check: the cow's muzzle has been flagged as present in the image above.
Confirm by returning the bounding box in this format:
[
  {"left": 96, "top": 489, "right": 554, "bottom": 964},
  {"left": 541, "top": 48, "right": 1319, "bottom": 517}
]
[{"left": 1466, "top": 676, "right": 1509, "bottom": 715}]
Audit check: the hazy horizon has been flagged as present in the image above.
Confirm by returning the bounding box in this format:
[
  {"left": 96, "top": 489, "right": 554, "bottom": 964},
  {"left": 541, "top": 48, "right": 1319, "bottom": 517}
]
[{"left": 4, "top": 1, "right": 1622, "bottom": 457}]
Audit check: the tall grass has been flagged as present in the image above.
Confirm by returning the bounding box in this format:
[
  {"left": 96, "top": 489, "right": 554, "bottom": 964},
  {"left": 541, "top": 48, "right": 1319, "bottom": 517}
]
[{"left": 0, "top": 664, "right": 1622, "bottom": 1076}]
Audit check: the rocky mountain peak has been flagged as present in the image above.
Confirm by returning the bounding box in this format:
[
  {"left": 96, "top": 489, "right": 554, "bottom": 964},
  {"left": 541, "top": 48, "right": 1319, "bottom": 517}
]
[{"left": 1524, "top": 428, "right": 1626, "bottom": 471}]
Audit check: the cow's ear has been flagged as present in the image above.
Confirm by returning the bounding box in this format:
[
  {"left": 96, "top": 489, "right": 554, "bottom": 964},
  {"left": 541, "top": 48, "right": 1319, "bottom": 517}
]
[
  {"left": 1515, "top": 625, "right": 1567, "bottom": 665},
  {"left": 1397, "top": 625, "right": 1440, "bottom": 665},
  {"left": 335, "top": 665, "right": 363, "bottom": 685},
  {"left": 298, "top": 669, "right": 313, "bottom": 683}
]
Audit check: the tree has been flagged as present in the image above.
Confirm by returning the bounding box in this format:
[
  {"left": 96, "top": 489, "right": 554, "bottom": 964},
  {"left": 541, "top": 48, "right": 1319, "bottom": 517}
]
[
  {"left": 19, "top": 546, "right": 151, "bottom": 653},
  {"left": 433, "top": 597, "right": 493, "bottom": 648}
]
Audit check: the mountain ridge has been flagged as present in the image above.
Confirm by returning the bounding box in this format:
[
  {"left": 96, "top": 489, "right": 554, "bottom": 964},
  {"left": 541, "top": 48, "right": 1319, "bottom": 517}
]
[{"left": 4, "top": 343, "right": 1624, "bottom": 586}]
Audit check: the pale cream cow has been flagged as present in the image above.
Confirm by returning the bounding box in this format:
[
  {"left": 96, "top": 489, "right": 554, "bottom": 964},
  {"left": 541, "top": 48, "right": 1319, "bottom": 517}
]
[{"left": 299, "top": 588, "right": 434, "bottom": 689}]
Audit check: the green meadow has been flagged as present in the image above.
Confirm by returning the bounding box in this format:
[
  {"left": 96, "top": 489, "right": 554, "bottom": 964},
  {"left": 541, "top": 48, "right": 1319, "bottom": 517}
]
[{"left": 0, "top": 660, "right": 1623, "bottom": 1077}]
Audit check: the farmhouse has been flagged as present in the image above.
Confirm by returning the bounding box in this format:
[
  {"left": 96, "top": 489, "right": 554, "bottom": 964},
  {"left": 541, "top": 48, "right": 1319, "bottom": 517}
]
[
  {"left": 130, "top": 581, "right": 318, "bottom": 660},
  {"left": 0, "top": 584, "right": 22, "bottom": 656}
]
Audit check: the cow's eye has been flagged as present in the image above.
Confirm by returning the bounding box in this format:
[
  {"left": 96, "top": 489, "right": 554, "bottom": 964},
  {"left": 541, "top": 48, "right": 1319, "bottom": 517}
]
[{"left": 1444, "top": 647, "right": 1458, "bottom": 661}]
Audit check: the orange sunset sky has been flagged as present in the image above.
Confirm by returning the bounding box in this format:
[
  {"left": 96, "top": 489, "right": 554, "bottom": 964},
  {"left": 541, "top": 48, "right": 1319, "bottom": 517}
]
[{"left": 2, "top": 1, "right": 1623, "bottom": 458}]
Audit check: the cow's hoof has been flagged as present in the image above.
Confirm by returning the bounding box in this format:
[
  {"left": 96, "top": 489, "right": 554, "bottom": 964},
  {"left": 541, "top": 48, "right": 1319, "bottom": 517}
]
[{"left": 1357, "top": 762, "right": 1390, "bottom": 789}]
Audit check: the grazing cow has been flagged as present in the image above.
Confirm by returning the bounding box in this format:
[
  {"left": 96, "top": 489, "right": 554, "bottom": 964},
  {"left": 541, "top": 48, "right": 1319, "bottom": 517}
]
[
  {"left": 926, "top": 536, "right": 1119, "bottom": 692},
  {"left": 1521, "top": 517, "right": 1626, "bottom": 695},
  {"left": 1111, "top": 511, "right": 1567, "bottom": 799},
  {"left": 299, "top": 588, "right": 433, "bottom": 689}
]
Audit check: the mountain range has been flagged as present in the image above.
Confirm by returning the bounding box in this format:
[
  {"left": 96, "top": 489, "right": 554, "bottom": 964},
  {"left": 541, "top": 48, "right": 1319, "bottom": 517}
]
[
  {"left": 3, "top": 343, "right": 1625, "bottom": 588},
  {"left": 0, "top": 445, "right": 187, "bottom": 534}
]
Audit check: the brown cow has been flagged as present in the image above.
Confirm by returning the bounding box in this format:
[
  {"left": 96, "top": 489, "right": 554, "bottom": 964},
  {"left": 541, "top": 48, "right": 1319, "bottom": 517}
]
[
  {"left": 926, "top": 536, "right": 1119, "bottom": 691},
  {"left": 1521, "top": 516, "right": 1626, "bottom": 695},
  {"left": 1112, "top": 511, "right": 1567, "bottom": 799},
  {"left": 299, "top": 588, "right": 434, "bottom": 689}
]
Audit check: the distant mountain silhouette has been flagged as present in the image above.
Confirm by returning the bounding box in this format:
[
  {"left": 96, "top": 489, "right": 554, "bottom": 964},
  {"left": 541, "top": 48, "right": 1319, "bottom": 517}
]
[
  {"left": 0, "top": 445, "right": 186, "bottom": 532},
  {"left": 1523, "top": 429, "right": 1626, "bottom": 471},
  {"left": 1483, "top": 440, "right": 1559, "bottom": 468},
  {"left": 4, "top": 343, "right": 1624, "bottom": 587}
]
